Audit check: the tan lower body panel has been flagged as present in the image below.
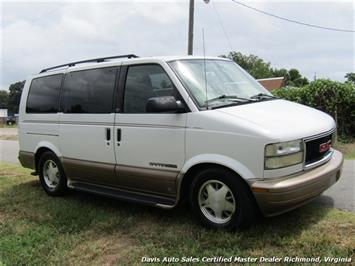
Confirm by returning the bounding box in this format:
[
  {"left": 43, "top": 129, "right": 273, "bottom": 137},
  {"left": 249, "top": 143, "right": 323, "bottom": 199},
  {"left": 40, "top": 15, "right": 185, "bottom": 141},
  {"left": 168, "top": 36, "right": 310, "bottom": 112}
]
[
  {"left": 62, "top": 158, "right": 178, "bottom": 197},
  {"left": 116, "top": 164, "right": 178, "bottom": 197},
  {"left": 62, "top": 157, "right": 116, "bottom": 187},
  {"left": 18, "top": 151, "right": 35, "bottom": 169}
]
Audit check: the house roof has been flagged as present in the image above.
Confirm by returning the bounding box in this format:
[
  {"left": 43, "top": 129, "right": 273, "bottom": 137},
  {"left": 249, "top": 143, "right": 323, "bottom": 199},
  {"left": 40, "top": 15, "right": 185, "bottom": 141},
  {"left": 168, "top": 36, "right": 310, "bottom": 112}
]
[{"left": 257, "top": 77, "right": 285, "bottom": 91}]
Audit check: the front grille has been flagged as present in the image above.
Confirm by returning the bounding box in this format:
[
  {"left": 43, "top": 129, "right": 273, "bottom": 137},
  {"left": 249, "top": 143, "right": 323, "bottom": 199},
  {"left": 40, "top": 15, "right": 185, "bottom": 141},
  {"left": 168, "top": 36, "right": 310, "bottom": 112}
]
[{"left": 305, "top": 133, "right": 333, "bottom": 165}]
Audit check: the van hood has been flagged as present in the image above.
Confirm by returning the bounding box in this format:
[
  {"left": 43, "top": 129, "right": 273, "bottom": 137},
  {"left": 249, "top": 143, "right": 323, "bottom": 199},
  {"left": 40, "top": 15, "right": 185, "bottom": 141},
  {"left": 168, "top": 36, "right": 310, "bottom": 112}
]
[{"left": 216, "top": 99, "right": 335, "bottom": 141}]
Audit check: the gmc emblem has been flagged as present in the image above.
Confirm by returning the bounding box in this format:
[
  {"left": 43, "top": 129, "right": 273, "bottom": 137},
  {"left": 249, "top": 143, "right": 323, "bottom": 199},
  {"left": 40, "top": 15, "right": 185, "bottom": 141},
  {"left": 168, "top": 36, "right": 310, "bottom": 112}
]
[{"left": 319, "top": 140, "right": 331, "bottom": 153}]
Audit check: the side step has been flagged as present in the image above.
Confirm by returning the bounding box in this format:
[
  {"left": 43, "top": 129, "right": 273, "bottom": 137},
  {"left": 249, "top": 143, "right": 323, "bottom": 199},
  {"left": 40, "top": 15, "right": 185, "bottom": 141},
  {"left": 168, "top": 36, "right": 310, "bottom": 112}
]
[{"left": 69, "top": 181, "right": 176, "bottom": 208}]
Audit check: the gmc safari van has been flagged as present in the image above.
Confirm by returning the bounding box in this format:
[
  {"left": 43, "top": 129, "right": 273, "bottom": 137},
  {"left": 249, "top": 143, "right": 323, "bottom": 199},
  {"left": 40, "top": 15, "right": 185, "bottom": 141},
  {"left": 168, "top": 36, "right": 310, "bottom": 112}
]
[{"left": 18, "top": 54, "right": 343, "bottom": 229}]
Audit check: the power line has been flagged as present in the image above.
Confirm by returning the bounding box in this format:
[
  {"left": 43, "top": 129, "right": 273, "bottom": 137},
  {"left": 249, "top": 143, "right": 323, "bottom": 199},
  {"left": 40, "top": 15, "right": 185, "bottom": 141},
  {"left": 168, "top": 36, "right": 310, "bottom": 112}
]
[
  {"left": 231, "top": 0, "right": 355, "bottom": 33},
  {"left": 212, "top": 1, "right": 234, "bottom": 52}
]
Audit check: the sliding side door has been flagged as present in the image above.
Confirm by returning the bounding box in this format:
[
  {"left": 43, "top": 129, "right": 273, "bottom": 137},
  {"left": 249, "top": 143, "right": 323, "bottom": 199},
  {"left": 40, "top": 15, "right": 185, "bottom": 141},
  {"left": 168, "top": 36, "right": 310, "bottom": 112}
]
[{"left": 59, "top": 67, "right": 119, "bottom": 186}]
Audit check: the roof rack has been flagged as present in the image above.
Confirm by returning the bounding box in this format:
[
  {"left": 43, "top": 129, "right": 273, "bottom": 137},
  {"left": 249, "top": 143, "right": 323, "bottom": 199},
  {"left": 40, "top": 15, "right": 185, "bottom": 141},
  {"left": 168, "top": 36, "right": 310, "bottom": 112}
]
[{"left": 39, "top": 54, "right": 139, "bottom": 73}]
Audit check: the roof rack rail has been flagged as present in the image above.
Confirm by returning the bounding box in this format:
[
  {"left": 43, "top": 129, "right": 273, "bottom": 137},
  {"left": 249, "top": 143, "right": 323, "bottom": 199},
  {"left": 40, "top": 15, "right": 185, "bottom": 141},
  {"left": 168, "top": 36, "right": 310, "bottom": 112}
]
[{"left": 39, "top": 54, "right": 139, "bottom": 73}]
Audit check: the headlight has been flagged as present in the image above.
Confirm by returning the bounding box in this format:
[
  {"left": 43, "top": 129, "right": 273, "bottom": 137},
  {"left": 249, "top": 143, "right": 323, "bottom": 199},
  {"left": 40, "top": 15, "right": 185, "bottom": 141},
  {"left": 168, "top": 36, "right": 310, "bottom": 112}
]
[{"left": 265, "top": 140, "right": 304, "bottom": 169}]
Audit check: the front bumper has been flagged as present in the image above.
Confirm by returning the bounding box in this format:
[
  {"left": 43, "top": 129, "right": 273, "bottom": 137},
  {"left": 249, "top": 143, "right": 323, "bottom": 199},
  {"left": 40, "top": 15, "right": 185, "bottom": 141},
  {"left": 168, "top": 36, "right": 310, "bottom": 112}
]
[{"left": 250, "top": 149, "right": 343, "bottom": 217}]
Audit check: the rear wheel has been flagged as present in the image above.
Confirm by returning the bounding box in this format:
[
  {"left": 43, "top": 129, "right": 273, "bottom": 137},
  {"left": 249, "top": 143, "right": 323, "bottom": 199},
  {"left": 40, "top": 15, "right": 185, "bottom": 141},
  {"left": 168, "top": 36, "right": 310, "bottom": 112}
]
[
  {"left": 190, "top": 168, "right": 256, "bottom": 229},
  {"left": 38, "top": 151, "right": 67, "bottom": 196}
]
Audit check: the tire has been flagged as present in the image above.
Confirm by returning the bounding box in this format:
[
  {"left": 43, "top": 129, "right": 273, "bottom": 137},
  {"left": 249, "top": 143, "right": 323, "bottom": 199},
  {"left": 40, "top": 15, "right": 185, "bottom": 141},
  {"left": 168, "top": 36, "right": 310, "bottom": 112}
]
[
  {"left": 190, "top": 167, "right": 256, "bottom": 229},
  {"left": 38, "top": 151, "right": 67, "bottom": 196}
]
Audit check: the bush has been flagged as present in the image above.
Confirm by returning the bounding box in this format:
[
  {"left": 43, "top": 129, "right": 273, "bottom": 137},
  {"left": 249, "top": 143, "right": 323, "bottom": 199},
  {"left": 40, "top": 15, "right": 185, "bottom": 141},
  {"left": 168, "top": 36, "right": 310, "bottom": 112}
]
[{"left": 273, "top": 79, "right": 355, "bottom": 139}]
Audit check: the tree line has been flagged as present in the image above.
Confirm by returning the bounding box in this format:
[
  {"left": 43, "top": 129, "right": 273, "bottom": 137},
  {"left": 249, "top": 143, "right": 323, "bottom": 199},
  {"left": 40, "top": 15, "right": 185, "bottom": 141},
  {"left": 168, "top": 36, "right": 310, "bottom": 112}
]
[
  {"left": 223, "top": 51, "right": 310, "bottom": 87},
  {"left": 0, "top": 81, "right": 25, "bottom": 114}
]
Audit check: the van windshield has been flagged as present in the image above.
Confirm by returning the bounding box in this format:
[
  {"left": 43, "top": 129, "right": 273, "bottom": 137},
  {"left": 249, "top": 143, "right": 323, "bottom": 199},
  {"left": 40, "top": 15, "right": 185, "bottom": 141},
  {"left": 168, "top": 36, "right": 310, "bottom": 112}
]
[{"left": 169, "top": 59, "right": 273, "bottom": 109}]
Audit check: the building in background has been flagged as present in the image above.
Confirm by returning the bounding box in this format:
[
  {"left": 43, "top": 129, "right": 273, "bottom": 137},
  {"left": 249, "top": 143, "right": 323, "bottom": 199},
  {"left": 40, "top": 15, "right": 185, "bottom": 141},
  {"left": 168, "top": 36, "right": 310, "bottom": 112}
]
[
  {"left": 257, "top": 77, "right": 285, "bottom": 91},
  {"left": 0, "top": 109, "right": 8, "bottom": 124}
]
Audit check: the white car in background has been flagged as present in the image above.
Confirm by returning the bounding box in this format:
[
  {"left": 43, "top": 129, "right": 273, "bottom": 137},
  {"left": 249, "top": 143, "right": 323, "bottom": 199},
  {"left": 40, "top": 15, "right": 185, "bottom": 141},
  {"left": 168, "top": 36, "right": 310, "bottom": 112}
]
[{"left": 18, "top": 54, "right": 343, "bottom": 229}]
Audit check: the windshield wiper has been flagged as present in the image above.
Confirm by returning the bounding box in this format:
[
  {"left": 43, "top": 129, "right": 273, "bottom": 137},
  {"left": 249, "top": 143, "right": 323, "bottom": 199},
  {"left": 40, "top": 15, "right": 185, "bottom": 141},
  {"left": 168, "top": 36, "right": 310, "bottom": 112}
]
[
  {"left": 205, "top": 95, "right": 255, "bottom": 104},
  {"left": 250, "top": 93, "right": 278, "bottom": 100}
]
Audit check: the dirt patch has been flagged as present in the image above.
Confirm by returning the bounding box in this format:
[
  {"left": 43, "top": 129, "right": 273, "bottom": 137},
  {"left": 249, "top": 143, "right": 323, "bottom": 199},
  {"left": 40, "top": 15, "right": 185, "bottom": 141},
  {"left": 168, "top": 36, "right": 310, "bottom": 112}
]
[
  {"left": 68, "top": 231, "right": 139, "bottom": 266},
  {"left": 0, "top": 135, "right": 18, "bottom": 140},
  {"left": 0, "top": 127, "right": 18, "bottom": 140},
  {"left": 318, "top": 220, "right": 355, "bottom": 249},
  {"left": 0, "top": 170, "right": 23, "bottom": 178},
  {"left": 0, "top": 210, "right": 6, "bottom": 223}
]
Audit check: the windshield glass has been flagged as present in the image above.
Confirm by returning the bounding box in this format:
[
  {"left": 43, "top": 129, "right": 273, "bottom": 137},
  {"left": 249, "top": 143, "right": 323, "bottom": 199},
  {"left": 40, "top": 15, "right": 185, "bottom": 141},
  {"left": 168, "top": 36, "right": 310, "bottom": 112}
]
[{"left": 169, "top": 59, "right": 272, "bottom": 108}]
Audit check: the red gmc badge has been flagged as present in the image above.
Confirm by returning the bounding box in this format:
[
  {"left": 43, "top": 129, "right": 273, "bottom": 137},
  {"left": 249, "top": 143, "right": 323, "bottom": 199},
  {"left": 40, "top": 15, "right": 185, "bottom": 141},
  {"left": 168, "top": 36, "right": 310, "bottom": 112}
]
[{"left": 319, "top": 140, "right": 331, "bottom": 153}]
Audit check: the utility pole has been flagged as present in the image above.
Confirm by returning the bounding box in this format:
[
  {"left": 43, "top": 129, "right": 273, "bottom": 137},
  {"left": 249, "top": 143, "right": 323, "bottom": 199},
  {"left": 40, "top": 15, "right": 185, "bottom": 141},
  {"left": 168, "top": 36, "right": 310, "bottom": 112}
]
[
  {"left": 188, "top": 0, "right": 210, "bottom": 55},
  {"left": 188, "top": 0, "right": 195, "bottom": 55}
]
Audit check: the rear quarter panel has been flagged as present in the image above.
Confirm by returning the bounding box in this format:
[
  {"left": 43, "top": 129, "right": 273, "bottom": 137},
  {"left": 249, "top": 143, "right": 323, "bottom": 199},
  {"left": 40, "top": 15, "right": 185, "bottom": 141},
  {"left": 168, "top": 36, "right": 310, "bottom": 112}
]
[{"left": 18, "top": 76, "right": 61, "bottom": 157}]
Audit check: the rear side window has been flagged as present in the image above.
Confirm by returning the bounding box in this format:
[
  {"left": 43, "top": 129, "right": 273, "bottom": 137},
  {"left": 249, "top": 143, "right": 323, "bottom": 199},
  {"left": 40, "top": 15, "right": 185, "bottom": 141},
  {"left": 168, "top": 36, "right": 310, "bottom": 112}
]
[
  {"left": 61, "top": 67, "right": 117, "bottom": 113},
  {"left": 26, "top": 74, "right": 62, "bottom": 113}
]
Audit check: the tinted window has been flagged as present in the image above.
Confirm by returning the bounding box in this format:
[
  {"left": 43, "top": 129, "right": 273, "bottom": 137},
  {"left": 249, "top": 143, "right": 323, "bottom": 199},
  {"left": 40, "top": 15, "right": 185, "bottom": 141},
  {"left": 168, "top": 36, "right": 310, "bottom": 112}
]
[
  {"left": 124, "top": 65, "right": 179, "bottom": 113},
  {"left": 26, "top": 74, "right": 62, "bottom": 113},
  {"left": 62, "top": 67, "right": 117, "bottom": 113}
]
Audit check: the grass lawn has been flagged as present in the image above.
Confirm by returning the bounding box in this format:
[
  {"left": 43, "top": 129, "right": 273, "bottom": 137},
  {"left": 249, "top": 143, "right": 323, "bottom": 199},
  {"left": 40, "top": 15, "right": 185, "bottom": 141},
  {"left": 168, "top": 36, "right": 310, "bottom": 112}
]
[
  {"left": 336, "top": 142, "right": 355, "bottom": 160},
  {"left": 0, "top": 163, "right": 354, "bottom": 265},
  {"left": 0, "top": 124, "right": 17, "bottom": 128}
]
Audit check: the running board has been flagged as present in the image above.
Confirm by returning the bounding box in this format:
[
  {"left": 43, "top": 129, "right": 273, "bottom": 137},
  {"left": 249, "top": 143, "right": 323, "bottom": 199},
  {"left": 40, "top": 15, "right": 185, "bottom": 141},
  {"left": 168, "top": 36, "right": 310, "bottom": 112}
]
[{"left": 69, "top": 181, "right": 176, "bottom": 208}]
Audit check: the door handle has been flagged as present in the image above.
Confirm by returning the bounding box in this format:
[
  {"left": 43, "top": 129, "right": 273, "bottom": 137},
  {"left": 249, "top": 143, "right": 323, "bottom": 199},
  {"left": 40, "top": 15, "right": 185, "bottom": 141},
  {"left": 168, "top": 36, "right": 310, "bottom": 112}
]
[
  {"left": 117, "top": 128, "right": 121, "bottom": 142},
  {"left": 106, "top": 128, "right": 111, "bottom": 141}
]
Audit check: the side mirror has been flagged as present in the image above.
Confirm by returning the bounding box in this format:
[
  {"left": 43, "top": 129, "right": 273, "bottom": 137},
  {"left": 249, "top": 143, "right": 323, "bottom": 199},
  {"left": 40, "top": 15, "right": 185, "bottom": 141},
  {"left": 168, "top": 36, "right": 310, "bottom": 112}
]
[{"left": 146, "top": 96, "right": 186, "bottom": 113}]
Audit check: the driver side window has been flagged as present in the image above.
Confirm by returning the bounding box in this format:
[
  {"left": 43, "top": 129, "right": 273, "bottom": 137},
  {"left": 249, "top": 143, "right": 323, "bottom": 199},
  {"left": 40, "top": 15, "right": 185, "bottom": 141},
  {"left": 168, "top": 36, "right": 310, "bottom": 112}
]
[{"left": 123, "top": 64, "right": 179, "bottom": 113}]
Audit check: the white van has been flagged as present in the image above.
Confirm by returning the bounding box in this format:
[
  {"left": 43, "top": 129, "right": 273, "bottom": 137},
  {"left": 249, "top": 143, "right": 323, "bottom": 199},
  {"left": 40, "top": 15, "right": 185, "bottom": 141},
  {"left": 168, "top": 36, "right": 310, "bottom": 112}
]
[{"left": 18, "top": 54, "right": 343, "bottom": 229}]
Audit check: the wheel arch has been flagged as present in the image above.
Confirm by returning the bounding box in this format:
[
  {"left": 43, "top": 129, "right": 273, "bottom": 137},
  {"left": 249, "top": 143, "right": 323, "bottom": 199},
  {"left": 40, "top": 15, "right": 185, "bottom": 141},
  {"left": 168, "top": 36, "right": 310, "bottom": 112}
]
[
  {"left": 177, "top": 154, "right": 257, "bottom": 204},
  {"left": 34, "top": 141, "right": 62, "bottom": 172}
]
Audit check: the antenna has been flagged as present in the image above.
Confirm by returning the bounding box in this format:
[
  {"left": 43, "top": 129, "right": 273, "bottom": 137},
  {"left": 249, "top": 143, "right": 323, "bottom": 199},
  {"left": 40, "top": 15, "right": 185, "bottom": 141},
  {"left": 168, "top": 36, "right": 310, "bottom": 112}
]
[{"left": 202, "top": 28, "right": 208, "bottom": 110}]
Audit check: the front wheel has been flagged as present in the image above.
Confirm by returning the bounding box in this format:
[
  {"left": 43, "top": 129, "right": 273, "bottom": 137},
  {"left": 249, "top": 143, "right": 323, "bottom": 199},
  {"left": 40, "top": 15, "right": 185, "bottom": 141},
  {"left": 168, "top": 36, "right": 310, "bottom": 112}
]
[
  {"left": 38, "top": 151, "right": 67, "bottom": 196},
  {"left": 190, "top": 168, "right": 257, "bottom": 229}
]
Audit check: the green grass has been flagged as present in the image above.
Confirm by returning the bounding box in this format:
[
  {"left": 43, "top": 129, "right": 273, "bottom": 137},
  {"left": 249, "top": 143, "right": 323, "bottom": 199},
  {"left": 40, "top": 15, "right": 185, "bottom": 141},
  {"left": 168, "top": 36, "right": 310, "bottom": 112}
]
[
  {"left": 0, "top": 163, "right": 354, "bottom": 265},
  {"left": 336, "top": 142, "right": 355, "bottom": 160},
  {"left": 0, "top": 124, "right": 16, "bottom": 128}
]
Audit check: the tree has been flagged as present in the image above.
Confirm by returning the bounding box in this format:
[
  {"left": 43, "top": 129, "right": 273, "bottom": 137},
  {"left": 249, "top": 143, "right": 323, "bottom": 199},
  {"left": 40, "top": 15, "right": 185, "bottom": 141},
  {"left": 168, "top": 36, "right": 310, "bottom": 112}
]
[
  {"left": 272, "top": 68, "right": 289, "bottom": 78},
  {"left": 288, "top": 68, "right": 301, "bottom": 81},
  {"left": 345, "top": 72, "right": 355, "bottom": 84},
  {"left": 288, "top": 68, "right": 309, "bottom": 87},
  {"left": 223, "top": 51, "right": 309, "bottom": 87},
  {"left": 0, "top": 90, "right": 9, "bottom": 109},
  {"left": 272, "top": 68, "right": 290, "bottom": 84},
  {"left": 8, "top": 81, "right": 25, "bottom": 114},
  {"left": 226, "top": 51, "right": 273, "bottom": 79},
  {"left": 293, "top": 76, "right": 309, "bottom": 87}
]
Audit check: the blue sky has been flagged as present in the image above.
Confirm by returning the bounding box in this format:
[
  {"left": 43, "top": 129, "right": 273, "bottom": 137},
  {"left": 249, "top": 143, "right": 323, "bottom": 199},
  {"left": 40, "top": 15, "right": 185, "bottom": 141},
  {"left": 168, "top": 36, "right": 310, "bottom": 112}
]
[{"left": 1, "top": 0, "right": 354, "bottom": 90}]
